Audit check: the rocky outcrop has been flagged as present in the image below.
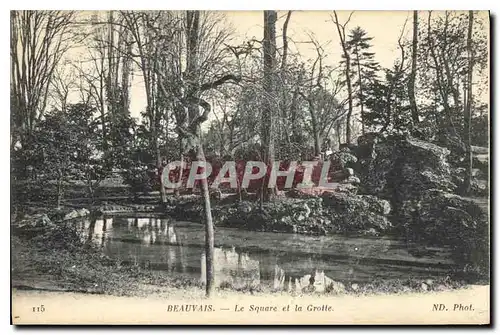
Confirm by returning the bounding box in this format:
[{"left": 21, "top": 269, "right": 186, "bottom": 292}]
[
  {"left": 328, "top": 147, "right": 361, "bottom": 195},
  {"left": 355, "top": 134, "right": 456, "bottom": 221},
  {"left": 321, "top": 192, "right": 392, "bottom": 232},
  {"left": 167, "top": 190, "right": 392, "bottom": 235},
  {"left": 353, "top": 134, "right": 488, "bottom": 273},
  {"left": 358, "top": 134, "right": 455, "bottom": 196},
  {"left": 213, "top": 198, "right": 328, "bottom": 235},
  {"left": 401, "top": 189, "right": 489, "bottom": 272},
  {"left": 330, "top": 148, "right": 358, "bottom": 170},
  {"left": 165, "top": 191, "right": 393, "bottom": 236}
]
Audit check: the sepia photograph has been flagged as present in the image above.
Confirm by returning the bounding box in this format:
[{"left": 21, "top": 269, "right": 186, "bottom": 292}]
[{"left": 10, "top": 9, "right": 490, "bottom": 325}]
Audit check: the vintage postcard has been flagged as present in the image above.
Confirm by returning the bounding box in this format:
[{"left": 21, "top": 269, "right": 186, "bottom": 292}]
[{"left": 10, "top": 10, "right": 490, "bottom": 325}]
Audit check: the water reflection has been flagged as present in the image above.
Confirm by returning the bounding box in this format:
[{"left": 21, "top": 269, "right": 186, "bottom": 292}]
[{"left": 77, "top": 216, "right": 454, "bottom": 292}]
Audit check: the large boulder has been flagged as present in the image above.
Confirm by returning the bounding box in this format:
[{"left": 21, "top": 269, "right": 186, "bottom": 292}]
[
  {"left": 356, "top": 134, "right": 456, "bottom": 211},
  {"left": 401, "top": 189, "right": 489, "bottom": 273},
  {"left": 322, "top": 192, "right": 391, "bottom": 216},
  {"left": 330, "top": 148, "right": 358, "bottom": 170},
  {"left": 215, "top": 198, "right": 327, "bottom": 235},
  {"left": 321, "top": 192, "right": 392, "bottom": 232},
  {"left": 354, "top": 133, "right": 397, "bottom": 196},
  {"left": 214, "top": 193, "right": 392, "bottom": 235}
]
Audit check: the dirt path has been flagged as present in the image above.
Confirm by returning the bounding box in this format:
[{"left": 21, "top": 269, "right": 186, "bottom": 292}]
[{"left": 12, "top": 285, "right": 489, "bottom": 325}]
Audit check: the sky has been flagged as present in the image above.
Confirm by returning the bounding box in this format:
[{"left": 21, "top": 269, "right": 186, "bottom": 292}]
[
  {"left": 224, "top": 10, "right": 412, "bottom": 68},
  {"left": 127, "top": 10, "right": 414, "bottom": 118},
  {"left": 62, "top": 10, "right": 488, "bottom": 120}
]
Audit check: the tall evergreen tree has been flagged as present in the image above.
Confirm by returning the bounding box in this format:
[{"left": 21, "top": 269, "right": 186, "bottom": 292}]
[{"left": 346, "top": 27, "right": 380, "bottom": 134}]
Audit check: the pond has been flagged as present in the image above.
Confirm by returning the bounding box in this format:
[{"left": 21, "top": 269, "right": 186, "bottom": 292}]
[{"left": 76, "top": 215, "right": 455, "bottom": 292}]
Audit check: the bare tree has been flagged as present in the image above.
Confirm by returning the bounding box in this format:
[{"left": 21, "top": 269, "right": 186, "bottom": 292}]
[
  {"left": 50, "top": 65, "right": 76, "bottom": 113},
  {"left": 103, "top": 11, "right": 132, "bottom": 118},
  {"left": 10, "top": 10, "right": 76, "bottom": 150},
  {"left": 275, "top": 11, "right": 293, "bottom": 153},
  {"left": 297, "top": 37, "right": 346, "bottom": 156},
  {"left": 72, "top": 11, "right": 134, "bottom": 153},
  {"left": 74, "top": 48, "right": 108, "bottom": 146},
  {"left": 207, "top": 88, "right": 241, "bottom": 155},
  {"left": 149, "top": 10, "right": 240, "bottom": 297},
  {"left": 425, "top": 11, "right": 462, "bottom": 138},
  {"left": 281, "top": 11, "right": 293, "bottom": 73},
  {"left": 332, "top": 11, "right": 354, "bottom": 145},
  {"left": 261, "top": 10, "right": 278, "bottom": 202},
  {"left": 380, "top": 17, "right": 409, "bottom": 133},
  {"left": 180, "top": 11, "right": 242, "bottom": 297},
  {"left": 121, "top": 11, "right": 174, "bottom": 203}
]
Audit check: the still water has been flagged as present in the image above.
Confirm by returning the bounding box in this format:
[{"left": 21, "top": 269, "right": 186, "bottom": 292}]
[{"left": 76, "top": 216, "right": 454, "bottom": 292}]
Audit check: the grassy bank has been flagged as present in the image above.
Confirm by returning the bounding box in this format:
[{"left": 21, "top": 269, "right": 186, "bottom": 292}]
[{"left": 11, "top": 223, "right": 205, "bottom": 298}]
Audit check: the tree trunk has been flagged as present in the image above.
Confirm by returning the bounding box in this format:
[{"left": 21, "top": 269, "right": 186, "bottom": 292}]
[
  {"left": 160, "top": 162, "right": 167, "bottom": 203},
  {"left": 345, "top": 58, "right": 353, "bottom": 144},
  {"left": 308, "top": 102, "right": 321, "bottom": 156},
  {"left": 175, "top": 136, "right": 183, "bottom": 198},
  {"left": 106, "top": 11, "right": 116, "bottom": 119},
  {"left": 408, "top": 10, "right": 419, "bottom": 126},
  {"left": 56, "top": 175, "right": 63, "bottom": 209},
  {"left": 441, "top": 12, "right": 462, "bottom": 112},
  {"left": 314, "top": 133, "right": 322, "bottom": 158},
  {"left": 355, "top": 49, "right": 365, "bottom": 134},
  {"left": 333, "top": 12, "right": 353, "bottom": 145},
  {"left": 196, "top": 141, "right": 215, "bottom": 297},
  {"left": 185, "top": 10, "right": 216, "bottom": 297},
  {"left": 336, "top": 122, "right": 342, "bottom": 149},
  {"left": 281, "top": 11, "right": 292, "bottom": 72},
  {"left": 290, "top": 90, "right": 299, "bottom": 140},
  {"left": 463, "top": 10, "right": 474, "bottom": 195},
  {"left": 261, "top": 10, "right": 277, "bottom": 203},
  {"left": 121, "top": 28, "right": 132, "bottom": 116},
  {"left": 87, "top": 180, "right": 95, "bottom": 205},
  {"left": 155, "top": 131, "right": 166, "bottom": 203}
]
